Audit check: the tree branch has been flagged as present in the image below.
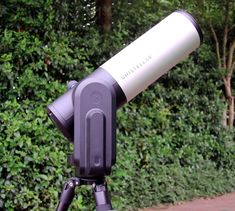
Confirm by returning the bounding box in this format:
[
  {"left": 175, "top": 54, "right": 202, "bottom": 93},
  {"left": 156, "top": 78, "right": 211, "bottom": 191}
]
[
  {"left": 228, "top": 37, "right": 235, "bottom": 77},
  {"left": 223, "top": 76, "right": 232, "bottom": 98},
  {"left": 209, "top": 22, "right": 222, "bottom": 69},
  {"left": 229, "top": 24, "right": 235, "bottom": 32},
  {"left": 222, "top": 0, "right": 230, "bottom": 68}
]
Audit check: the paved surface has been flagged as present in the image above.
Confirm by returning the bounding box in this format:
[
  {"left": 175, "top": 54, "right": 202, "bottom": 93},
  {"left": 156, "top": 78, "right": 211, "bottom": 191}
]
[{"left": 140, "top": 192, "right": 235, "bottom": 211}]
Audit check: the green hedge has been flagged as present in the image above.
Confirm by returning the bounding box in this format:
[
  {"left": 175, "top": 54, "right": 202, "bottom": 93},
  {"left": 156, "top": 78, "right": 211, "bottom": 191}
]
[
  {"left": 1, "top": 66, "right": 235, "bottom": 210},
  {"left": 1, "top": 1, "right": 235, "bottom": 210}
]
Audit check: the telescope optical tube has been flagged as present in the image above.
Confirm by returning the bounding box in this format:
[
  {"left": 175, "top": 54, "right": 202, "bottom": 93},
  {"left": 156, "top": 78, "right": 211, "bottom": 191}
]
[{"left": 100, "top": 10, "right": 202, "bottom": 103}]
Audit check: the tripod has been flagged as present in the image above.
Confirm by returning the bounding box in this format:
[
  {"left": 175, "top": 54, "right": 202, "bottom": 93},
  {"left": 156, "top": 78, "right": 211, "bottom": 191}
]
[{"left": 56, "top": 177, "right": 112, "bottom": 211}]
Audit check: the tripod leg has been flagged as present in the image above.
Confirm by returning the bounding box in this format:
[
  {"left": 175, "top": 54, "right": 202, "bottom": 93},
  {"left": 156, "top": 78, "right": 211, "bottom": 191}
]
[
  {"left": 93, "top": 181, "right": 112, "bottom": 211},
  {"left": 56, "top": 178, "right": 80, "bottom": 211}
]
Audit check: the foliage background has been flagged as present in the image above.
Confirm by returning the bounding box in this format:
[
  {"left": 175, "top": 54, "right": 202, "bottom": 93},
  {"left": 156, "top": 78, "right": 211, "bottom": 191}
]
[{"left": 0, "top": 0, "right": 235, "bottom": 210}]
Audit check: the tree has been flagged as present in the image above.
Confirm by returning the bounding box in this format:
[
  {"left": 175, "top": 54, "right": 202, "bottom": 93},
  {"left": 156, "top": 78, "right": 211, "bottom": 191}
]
[
  {"left": 208, "top": 0, "right": 235, "bottom": 127},
  {"left": 96, "top": 0, "right": 112, "bottom": 33}
]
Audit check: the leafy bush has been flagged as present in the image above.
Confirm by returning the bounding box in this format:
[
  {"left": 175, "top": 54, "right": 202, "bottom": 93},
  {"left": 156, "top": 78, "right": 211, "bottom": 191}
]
[
  {"left": 1, "top": 1, "right": 235, "bottom": 210},
  {"left": 109, "top": 61, "right": 235, "bottom": 209}
]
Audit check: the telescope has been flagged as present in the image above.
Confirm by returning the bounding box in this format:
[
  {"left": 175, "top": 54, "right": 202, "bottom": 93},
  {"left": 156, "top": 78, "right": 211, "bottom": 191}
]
[{"left": 47, "top": 10, "right": 203, "bottom": 211}]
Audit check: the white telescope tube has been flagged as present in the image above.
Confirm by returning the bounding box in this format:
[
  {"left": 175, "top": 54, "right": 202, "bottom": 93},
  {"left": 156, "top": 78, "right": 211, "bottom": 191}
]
[{"left": 101, "top": 10, "right": 202, "bottom": 102}]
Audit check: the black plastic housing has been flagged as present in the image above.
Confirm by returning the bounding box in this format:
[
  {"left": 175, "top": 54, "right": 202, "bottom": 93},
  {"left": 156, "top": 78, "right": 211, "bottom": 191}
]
[{"left": 73, "top": 77, "right": 116, "bottom": 177}]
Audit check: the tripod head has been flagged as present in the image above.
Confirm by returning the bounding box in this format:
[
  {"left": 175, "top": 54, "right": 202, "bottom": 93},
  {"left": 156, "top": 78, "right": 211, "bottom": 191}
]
[{"left": 56, "top": 177, "right": 112, "bottom": 211}]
